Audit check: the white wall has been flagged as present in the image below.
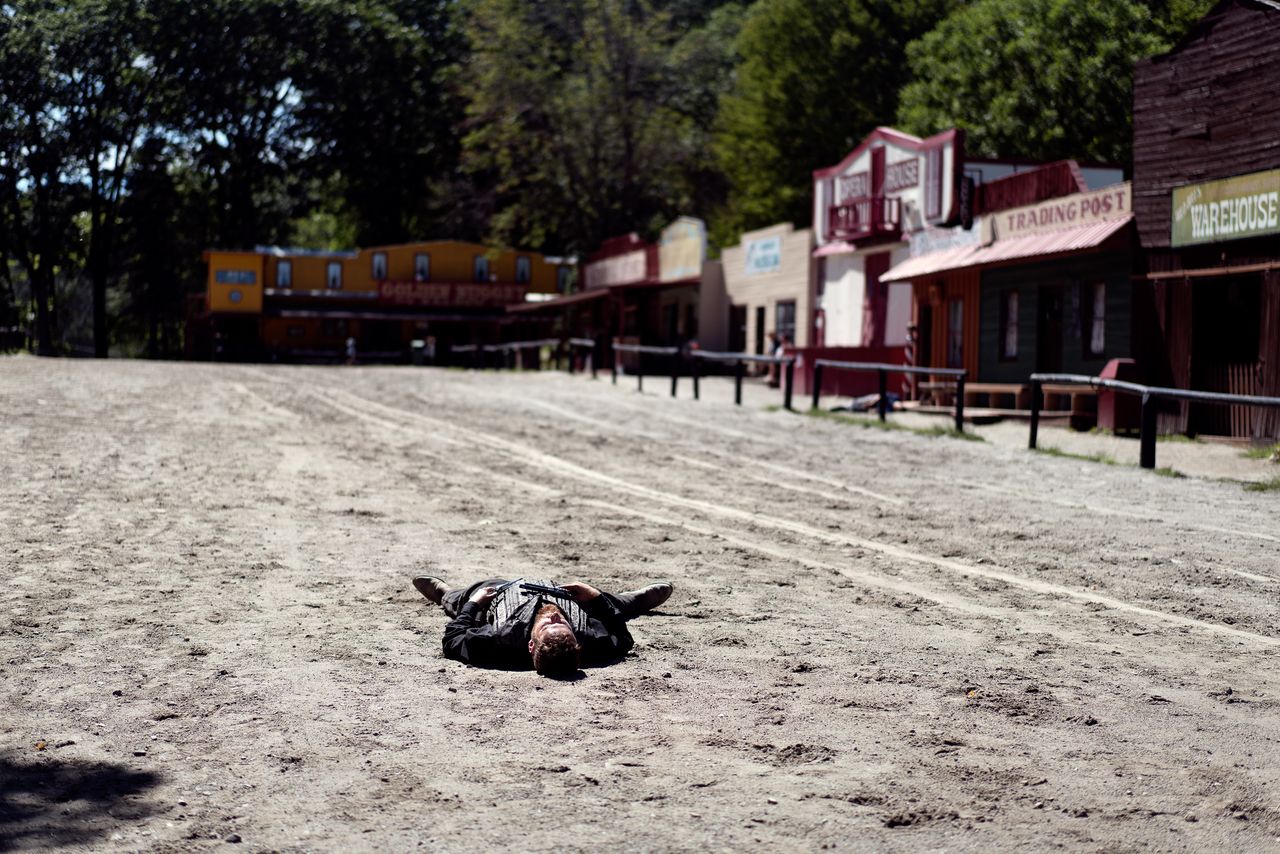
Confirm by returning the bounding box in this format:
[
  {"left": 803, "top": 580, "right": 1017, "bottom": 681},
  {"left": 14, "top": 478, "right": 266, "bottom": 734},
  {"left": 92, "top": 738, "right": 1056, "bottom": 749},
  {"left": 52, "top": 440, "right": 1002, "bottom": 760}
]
[{"left": 820, "top": 254, "right": 864, "bottom": 347}]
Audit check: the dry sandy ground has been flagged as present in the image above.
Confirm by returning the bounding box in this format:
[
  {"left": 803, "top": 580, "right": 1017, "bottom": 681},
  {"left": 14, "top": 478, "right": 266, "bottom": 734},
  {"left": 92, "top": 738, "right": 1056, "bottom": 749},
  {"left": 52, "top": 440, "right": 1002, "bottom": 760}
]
[{"left": 2, "top": 355, "right": 1279, "bottom": 853}]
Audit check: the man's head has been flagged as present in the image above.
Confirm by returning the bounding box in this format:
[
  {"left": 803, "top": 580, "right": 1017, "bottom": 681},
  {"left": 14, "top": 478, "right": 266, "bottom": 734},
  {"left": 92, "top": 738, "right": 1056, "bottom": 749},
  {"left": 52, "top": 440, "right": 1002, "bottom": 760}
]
[{"left": 528, "top": 603, "right": 581, "bottom": 677}]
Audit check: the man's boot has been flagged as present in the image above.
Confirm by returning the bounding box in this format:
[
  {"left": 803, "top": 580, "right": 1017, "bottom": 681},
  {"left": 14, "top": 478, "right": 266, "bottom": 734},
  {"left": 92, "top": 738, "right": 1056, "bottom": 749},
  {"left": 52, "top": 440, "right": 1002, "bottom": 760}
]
[
  {"left": 412, "top": 576, "right": 448, "bottom": 607},
  {"left": 615, "top": 582, "right": 673, "bottom": 619}
]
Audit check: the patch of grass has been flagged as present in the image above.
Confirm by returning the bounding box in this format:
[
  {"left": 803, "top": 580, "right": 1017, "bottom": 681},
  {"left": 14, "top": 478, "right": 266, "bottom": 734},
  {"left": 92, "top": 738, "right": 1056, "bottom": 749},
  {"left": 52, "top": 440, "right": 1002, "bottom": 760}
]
[
  {"left": 1158, "top": 432, "right": 1203, "bottom": 444},
  {"left": 1153, "top": 466, "right": 1185, "bottom": 478},
  {"left": 1244, "top": 476, "right": 1280, "bottom": 493},
  {"left": 1241, "top": 443, "right": 1280, "bottom": 460},
  {"left": 1034, "top": 445, "right": 1118, "bottom": 466},
  {"left": 804, "top": 408, "right": 984, "bottom": 442},
  {"left": 763, "top": 404, "right": 783, "bottom": 413},
  {"left": 914, "top": 425, "right": 985, "bottom": 442}
]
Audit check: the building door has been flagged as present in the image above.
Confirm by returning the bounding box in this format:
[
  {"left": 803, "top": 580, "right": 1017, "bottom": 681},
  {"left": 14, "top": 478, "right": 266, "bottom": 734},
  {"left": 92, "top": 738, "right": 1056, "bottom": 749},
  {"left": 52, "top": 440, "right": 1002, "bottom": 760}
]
[
  {"left": 755, "top": 306, "right": 766, "bottom": 355},
  {"left": 728, "top": 305, "right": 747, "bottom": 352},
  {"left": 1190, "top": 276, "right": 1261, "bottom": 436},
  {"left": 1036, "top": 286, "right": 1064, "bottom": 373}
]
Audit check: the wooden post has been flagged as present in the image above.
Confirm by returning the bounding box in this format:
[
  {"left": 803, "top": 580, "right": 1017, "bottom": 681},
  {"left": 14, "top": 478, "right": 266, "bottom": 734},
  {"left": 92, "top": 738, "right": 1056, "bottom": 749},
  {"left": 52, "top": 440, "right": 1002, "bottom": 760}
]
[
  {"left": 877, "top": 368, "right": 888, "bottom": 422},
  {"left": 734, "top": 359, "right": 744, "bottom": 406},
  {"left": 1029, "top": 380, "right": 1042, "bottom": 449},
  {"left": 692, "top": 355, "right": 701, "bottom": 400},
  {"left": 954, "top": 374, "right": 965, "bottom": 433},
  {"left": 1140, "top": 392, "right": 1158, "bottom": 469},
  {"left": 784, "top": 360, "right": 795, "bottom": 411},
  {"left": 812, "top": 363, "right": 823, "bottom": 410},
  {"left": 670, "top": 351, "right": 678, "bottom": 398},
  {"left": 611, "top": 340, "right": 618, "bottom": 385}
]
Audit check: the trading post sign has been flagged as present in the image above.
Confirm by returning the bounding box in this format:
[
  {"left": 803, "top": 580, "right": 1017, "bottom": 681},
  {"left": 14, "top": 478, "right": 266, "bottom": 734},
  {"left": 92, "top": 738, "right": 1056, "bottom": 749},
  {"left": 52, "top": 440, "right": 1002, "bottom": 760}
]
[{"left": 1171, "top": 168, "right": 1280, "bottom": 247}]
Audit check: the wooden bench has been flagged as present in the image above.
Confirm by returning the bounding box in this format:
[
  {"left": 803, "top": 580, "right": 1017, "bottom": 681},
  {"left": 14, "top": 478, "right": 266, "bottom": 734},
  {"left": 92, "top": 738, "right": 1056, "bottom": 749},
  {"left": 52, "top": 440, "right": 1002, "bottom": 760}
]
[{"left": 963, "top": 382, "right": 1032, "bottom": 410}]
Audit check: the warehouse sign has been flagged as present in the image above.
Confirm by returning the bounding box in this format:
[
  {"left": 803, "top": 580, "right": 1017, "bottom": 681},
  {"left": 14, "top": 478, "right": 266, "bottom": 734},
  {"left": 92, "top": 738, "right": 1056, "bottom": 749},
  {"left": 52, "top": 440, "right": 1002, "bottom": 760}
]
[
  {"left": 744, "top": 236, "right": 782, "bottom": 275},
  {"left": 1171, "top": 168, "right": 1280, "bottom": 247}
]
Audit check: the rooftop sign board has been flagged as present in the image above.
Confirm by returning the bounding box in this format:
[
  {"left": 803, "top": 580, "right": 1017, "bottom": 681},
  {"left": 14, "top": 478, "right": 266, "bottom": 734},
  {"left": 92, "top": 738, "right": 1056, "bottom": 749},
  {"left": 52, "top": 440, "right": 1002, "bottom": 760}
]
[
  {"left": 659, "top": 217, "right": 707, "bottom": 283},
  {"left": 985, "top": 182, "right": 1131, "bottom": 242},
  {"left": 584, "top": 250, "right": 647, "bottom": 290},
  {"left": 1171, "top": 168, "right": 1280, "bottom": 247}
]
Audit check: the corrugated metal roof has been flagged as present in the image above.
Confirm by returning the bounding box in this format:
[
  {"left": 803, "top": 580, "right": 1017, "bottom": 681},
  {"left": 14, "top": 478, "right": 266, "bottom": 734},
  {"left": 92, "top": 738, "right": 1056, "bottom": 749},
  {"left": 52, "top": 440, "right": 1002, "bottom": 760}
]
[
  {"left": 883, "top": 215, "right": 1132, "bottom": 282},
  {"left": 813, "top": 241, "right": 856, "bottom": 257}
]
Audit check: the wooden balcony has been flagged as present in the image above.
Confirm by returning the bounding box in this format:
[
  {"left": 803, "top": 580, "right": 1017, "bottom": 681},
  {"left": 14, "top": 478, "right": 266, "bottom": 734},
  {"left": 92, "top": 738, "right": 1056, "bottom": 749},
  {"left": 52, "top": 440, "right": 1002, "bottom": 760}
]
[{"left": 827, "top": 197, "right": 902, "bottom": 242}]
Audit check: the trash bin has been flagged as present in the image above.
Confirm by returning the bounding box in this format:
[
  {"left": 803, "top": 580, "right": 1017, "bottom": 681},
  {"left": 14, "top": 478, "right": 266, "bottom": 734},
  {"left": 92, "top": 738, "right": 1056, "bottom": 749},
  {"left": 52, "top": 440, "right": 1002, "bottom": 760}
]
[
  {"left": 1097, "top": 358, "right": 1141, "bottom": 432},
  {"left": 410, "top": 339, "right": 426, "bottom": 366}
]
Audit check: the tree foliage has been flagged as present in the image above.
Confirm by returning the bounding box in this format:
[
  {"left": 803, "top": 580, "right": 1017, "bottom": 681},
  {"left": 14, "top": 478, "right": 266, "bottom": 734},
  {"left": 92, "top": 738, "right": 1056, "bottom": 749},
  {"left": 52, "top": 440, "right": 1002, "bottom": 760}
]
[
  {"left": 896, "top": 0, "right": 1216, "bottom": 164},
  {"left": 461, "top": 0, "right": 740, "bottom": 254},
  {"left": 712, "top": 0, "right": 955, "bottom": 240}
]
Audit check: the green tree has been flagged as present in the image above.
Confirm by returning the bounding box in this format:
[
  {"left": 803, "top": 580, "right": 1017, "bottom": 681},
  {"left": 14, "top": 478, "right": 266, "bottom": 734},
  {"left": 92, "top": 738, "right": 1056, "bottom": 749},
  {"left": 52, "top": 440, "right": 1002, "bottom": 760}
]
[
  {"left": 291, "top": 0, "right": 465, "bottom": 246},
  {"left": 0, "top": 3, "right": 78, "bottom": 354},
  {"left": 712, "top": 0, "right": 953, "bottom": 241},
  {"left": 462, "top": 0, "right": 739, "bottom": 254},
  {"left": 896, "top": 0, "right": 1216, "bottom": 165}
]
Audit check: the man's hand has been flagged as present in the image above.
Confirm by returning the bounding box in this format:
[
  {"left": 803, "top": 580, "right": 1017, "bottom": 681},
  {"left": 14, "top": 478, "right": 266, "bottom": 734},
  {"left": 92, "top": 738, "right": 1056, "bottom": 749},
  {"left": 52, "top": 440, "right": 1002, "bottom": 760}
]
[
  {"left": 468, "top": 586, "right": 499, "bottom": 606},
  {"left": 560, "top": 582, "right": 601, "bottom": 602}
]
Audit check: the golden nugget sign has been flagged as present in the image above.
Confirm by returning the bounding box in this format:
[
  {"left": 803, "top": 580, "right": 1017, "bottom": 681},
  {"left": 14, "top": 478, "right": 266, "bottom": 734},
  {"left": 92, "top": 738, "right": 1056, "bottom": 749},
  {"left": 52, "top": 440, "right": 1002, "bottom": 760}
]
[
  {"left": 1171, "top": 168, "right": 1280, "bottom": 247},
  {"left": 987, "top": 183, "right": 1131, "bottom": 241},
  {"left": 379, "top": 281, "right": 527, "bottom": 307}
]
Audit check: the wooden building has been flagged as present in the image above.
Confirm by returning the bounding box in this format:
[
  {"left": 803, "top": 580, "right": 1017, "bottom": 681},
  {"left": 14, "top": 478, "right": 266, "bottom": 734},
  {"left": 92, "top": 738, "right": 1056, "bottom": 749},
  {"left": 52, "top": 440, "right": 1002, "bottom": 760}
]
[
  {"left": 720, "top": 223, "right": 815, "bottom": 354},
  {"left": 811, "top": 128, "right": 966, "bottom": 352},
  {"left": 884, "top": 164, "right": 1132, "bottom": 408},
  {"left": 200, "top": 241, "right": 568, "bottom": 362},
  {"left": 1133, "top": 0, "right": 1280, "bottom": 438},
  {"left": 511, "top": 217, "right": 727, "bottom": 353}
]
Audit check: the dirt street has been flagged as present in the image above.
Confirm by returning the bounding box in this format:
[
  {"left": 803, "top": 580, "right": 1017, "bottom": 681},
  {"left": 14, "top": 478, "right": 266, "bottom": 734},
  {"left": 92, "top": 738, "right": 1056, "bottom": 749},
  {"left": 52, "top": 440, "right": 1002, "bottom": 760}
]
[{"left": 2, "top": 355, "right": 1279, "bottom": 852}]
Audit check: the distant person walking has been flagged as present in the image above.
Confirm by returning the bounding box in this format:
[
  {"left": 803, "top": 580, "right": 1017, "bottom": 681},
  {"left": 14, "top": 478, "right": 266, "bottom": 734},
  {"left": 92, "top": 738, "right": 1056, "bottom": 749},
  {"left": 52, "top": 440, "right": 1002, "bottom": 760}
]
[{"left": 345, "top": 336, "right": 357, "bottom": 365}]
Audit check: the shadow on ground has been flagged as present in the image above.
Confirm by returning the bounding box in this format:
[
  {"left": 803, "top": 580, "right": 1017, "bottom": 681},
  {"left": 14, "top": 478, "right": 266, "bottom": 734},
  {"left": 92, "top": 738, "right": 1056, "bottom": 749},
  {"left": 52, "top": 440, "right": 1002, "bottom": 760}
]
[{"left": 0, "top": 754, "right": 161, "bottom": 851}]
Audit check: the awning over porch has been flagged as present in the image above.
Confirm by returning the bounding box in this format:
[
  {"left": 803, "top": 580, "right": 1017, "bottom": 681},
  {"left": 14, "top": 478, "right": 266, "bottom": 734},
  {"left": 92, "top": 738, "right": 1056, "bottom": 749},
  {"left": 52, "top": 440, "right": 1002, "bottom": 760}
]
[
  {"left": 882, "top": 214, "right": 1133, "bottom": 282},
  {"left": 506, "top": 288, "right": 611, "bottom": 314}
]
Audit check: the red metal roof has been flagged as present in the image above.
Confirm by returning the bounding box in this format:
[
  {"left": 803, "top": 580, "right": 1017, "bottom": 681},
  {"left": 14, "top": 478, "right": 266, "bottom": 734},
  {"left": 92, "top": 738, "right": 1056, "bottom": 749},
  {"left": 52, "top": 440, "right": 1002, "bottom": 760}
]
[{"left": 882, "top": 215, "right": 1132, "bottom": 282}]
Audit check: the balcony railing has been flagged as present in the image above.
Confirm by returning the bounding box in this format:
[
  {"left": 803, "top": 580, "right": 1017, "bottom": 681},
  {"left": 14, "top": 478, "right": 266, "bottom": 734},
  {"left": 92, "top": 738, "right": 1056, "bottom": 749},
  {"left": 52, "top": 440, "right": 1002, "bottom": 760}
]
[{"left": 827, "top": 196, "right": 902, "bottom": 242}]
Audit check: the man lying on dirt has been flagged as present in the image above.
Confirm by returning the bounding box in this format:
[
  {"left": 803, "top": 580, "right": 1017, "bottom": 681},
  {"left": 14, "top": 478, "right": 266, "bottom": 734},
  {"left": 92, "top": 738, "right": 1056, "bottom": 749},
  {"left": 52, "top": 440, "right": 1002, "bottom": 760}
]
[{"left": 412, "top": 575, "right": 672, "bottom": 677}]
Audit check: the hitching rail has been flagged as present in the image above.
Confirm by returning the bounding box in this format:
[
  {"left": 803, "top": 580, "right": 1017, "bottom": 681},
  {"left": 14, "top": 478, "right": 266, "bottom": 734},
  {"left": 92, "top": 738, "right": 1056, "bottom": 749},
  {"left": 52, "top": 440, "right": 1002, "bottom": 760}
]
[
  {"left": 1029, "top": 372, "right": 1280, "bottom": 469},
  {"left": 691, "top": 350, "right": 796, "bottom": 409},
  {"left": 811, "top": 360, "right": 968, "bottom": 432},
  {"left": 610, "top": 342, "right": 681, "bottom": 397},
  {"left": 565, "top": 337, "right": 600, "bottom": 378}
]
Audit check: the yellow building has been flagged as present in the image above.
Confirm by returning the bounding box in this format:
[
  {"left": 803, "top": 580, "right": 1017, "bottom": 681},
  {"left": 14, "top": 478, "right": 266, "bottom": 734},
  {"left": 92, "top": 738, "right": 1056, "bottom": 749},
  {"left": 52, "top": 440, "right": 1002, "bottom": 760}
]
[{"left": 201, "top": 241, "right": 570, "bottom": 362}]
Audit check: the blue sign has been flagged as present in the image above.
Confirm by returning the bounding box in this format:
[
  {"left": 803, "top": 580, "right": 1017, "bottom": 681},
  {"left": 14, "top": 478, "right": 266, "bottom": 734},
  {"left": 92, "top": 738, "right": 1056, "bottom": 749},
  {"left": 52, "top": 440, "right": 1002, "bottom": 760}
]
[
  {"left": 744, "top": 236, "right": 782, "bottom": 275},
  {"left": 216, "top": 269, "right": 257, "bottom": 285},
  {"left": 228, "top": 290, "right": 243, "bottom": 304}
]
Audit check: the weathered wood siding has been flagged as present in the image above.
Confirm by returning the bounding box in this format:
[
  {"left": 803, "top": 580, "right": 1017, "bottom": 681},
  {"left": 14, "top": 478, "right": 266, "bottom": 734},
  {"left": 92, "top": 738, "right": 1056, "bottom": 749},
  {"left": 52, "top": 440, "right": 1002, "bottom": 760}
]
[
  {"left": 1133, "top": 0, "right": 1280, "bottom": 251},
  {"left": 979, "top": 252, "right": 1132, "bottom": 383}
]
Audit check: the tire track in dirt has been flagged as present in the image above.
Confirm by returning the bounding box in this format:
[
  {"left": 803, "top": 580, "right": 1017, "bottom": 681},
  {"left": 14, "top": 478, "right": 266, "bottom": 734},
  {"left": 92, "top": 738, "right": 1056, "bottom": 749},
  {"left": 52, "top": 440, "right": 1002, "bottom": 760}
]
[
  {"left": 671, "top": 454, "right": 904, "bottom": 507},
  {"left": 313, "top": 385, "right": 1280, "bottom": 650}
]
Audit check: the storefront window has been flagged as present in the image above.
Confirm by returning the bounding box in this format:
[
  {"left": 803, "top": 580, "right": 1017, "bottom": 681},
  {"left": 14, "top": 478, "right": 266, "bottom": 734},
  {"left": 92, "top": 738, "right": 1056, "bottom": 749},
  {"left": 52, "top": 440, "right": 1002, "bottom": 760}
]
[
  {"left": 776, "top": 300, "right": 796, "bottom": 346},
  {"left": 371, "top": 252, "right": 388, "bottom": 281},
  {"left": 326, "top": 261, "right": 342, "bottom": 290},
  {"left": 474, "top": 255, "right": 489, "bottom": 282},
  {"left": 414, "top": 253, "right": 430, "bottom": 282},
  {"left": 276, "top": 259, "right": 292, "bottom": 289},
  {"left": 947, "top": 299, "right": 963, "bottom": 369},
  {"left": 1082, "top": 282, "right": 1106, "bottom": 356},
  {"left": 1000, "top": 290, "right": 1018, "bottom": 360},
  {"left": 516, "top": 256, "right": 531, "bottom": 283}
]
